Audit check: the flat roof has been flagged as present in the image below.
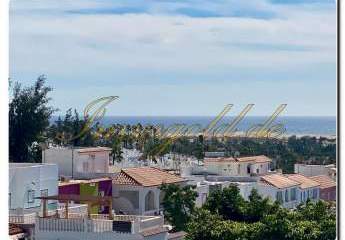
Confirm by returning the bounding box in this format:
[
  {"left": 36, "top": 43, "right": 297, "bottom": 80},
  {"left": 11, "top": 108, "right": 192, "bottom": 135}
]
[
  {"left": 36, "top": 194, "right": 112, "bottom": 203},
  {"left": 77, "top": 147, "right": 112, "bottom": 153},
  {"left": 9, "top": 163, "right": 57, "bottom": 169},
  {"left": 59, "top": 177, "right": 112, "bottom": 186}
]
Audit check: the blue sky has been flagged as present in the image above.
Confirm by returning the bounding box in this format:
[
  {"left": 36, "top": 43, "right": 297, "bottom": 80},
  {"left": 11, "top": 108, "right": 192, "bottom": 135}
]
[{"left": 10, "top": 0, "right": 336, "bottom": 116}]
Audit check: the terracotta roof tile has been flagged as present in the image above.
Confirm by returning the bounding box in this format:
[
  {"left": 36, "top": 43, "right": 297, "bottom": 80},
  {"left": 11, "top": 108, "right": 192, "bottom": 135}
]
[
  {"left": 9, "top": 224, "right": 25, "bottom": 236},
  {"left": 286, "top": 174, "right": 320, "bottom": 189},
  {"left": 113, "top": 167, "right": 185, "bottom": 187},
  {"left": 77, "top": 147, "right": 112, "bottom": 153},
  {"left": 260, "top": 174, "right": 300, "bottom": 189},
  {"left": 204, "top": 155, "right": 272, "bottom": 164},
  {"left": 204, "top": 157, "right": 235, "bottom": 163},
  {"left": 236, "top": 155, "right": 272, "bottom": 163},
  {"left": 309, "top": 175, "right": 336, "bottom": 189}
]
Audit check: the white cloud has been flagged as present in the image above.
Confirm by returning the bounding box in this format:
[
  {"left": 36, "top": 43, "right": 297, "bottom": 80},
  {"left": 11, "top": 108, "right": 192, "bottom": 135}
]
[{"left": 9, "top": 0, "right": 337, "bottom": 115}]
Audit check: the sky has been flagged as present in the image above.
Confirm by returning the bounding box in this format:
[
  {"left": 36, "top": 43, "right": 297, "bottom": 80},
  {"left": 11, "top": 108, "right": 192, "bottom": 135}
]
[{"left": 10, "top": 0, "right": 337, "bottom": 116}]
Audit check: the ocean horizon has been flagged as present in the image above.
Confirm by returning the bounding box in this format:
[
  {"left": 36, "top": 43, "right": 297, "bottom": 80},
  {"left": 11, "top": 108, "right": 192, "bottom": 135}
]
[{"left": 50, "top": 116, "right": 336, "bottom": 137}]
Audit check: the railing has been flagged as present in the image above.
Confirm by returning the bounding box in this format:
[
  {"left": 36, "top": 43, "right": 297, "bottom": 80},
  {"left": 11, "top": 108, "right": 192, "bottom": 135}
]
[
  {"left": 140, "top": 216, "right": 164, "bottom": 231},
  {"left": 9, "top": 204, "right": 88, "bottom": 224},
  {"left": 9, "top": 213, "right": 36, "bottom": 224},
  {"left": 36, "top": 214, "right": 165, "bottom": 234}
]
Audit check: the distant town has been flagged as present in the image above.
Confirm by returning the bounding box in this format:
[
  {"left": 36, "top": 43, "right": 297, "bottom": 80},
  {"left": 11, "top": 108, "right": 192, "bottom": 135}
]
[{"left": 9, "top": 78, "right": 336, "bottom": 240}]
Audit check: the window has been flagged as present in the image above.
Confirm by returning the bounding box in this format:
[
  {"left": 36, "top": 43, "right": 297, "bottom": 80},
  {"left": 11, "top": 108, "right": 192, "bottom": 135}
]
[
  {"left": 285, "top": 190, "right": 289, "bottom": 202},
  {"left": 256, "top": 168, "right": 259, "bottom": 174},
  {"left": 9, "top": 193, "right": 11, "bottom": 209},
  {"left": 28, "top": 190, "right": 35, "bottom": 203},
  {"left": 247, "top": 164, "right": 251, "bottom": 174},
  {"left": 99, "top": 191, "right": 105, "bottom": 197},
  {"left": 290, "top": 188, "right": 296, "bottom": 201},
  {"left": 312, "top": 189, "right": 318, "bottom": 199},
  {"left": 40, "top": 189, "right": 48, "bottom": 197},
  {"left": 276, "top": 191, "right": 283, "bottom": 203}
]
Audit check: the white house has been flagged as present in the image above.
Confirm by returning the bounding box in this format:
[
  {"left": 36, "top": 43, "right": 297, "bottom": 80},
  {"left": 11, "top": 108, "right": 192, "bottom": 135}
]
[
  {"left": 43, "top": 147, "right": 112, "bottom": 178},
  {"left": 9, "top": 163, "right": 58, "bottom": 211},
  {"left": 257, "top": 174, "right": 300, "bottom": 209},
  {"left": 286, "top": 174, "right": 320, "bottom": 203},
  {"left": 112, "top": 167, "right": 186, "bottom": 216},
  {"left": 294, "top": 163, "right": 336, "bottom": 181},
  {"left": 204, "top": 155, "right": 272, "bottom": 177}
]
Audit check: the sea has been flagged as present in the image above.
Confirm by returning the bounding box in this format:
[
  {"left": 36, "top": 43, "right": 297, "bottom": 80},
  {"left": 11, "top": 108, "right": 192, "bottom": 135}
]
[{"left": 51, "top": 116, "right": 337, "bottom": 137}]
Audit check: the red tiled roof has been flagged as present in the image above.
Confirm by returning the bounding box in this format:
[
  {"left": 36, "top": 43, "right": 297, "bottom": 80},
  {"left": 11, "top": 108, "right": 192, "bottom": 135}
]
[
  {"left": 309, "top": 175, "right": 336, "bottom": 189},
  {"left": 9, "top": 224, "right": 25, "bottom": 236},
  {"left": 236, "top": 155, "right": 272, "bottom": 163},
  {"left": 204, "top": 155, "right": 272, "bottom": 164},
  {"left": 260, "top": 174, "right": 300, "bottom": 189},
  {"left": 113, "top": 167, "right": 185, "bottom": 187},
  {"left": 77, "top": 147, "right": 112, "bottom": 153},
  {"left": 204, "top": 157, "right": 236, "bottom": 163},
  {"left": 286, "top": 174, "right": 320, "bottom": 189}
]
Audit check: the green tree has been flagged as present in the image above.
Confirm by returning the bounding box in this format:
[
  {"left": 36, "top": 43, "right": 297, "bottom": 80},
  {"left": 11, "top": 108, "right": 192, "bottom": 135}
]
[
  {"left": 187, "top": 185, "right": 336, "bottom": 240},
  {"left": 9, "top": 76, "right": 56, "bottom": 162},
  {"left": 204, "top": 185, "right": 246, "bottom": 221},
  {"left": 244, "top": 189, "right": 278, "bottom": 222},
  {"left": 160, "top": 183, "right": 198, "bottom": 231},
  {"left": 111, "top": 137, "right": 123, "bottom": 164}
]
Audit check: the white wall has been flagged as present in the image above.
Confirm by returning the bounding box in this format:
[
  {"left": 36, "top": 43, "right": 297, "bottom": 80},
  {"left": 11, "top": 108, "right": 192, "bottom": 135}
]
[
  {"left": 257, "top": 184, "right": 300, "bottom": 209},
  {"left": 44, "top": 148, "right": 110, "bottom": 177},
  {"left": 36, "top": 231, "right": 144, "bottom": 240},
  {"left": 294, "top": 164, "right": 328, "bottom": 177},
  {"left": 194, "top": 184, "right": 209, "bottom": 207},
  {"left": 9, "top": 163, "right": 58, "bottom": 210},
  {"left": 44, "top": 148, "right": 73, "bottom": 177},
  {"left": 204, "top": 162, "right": 270, "bottom": 177},
  {"left": 298, "top": 187, "right": 319, "bottom": 203}
]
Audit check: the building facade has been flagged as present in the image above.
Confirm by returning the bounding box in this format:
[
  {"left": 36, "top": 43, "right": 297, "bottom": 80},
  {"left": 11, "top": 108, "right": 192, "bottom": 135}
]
[
  {"left": 112, "top": 167, "right": 186, "bottom": 215},
  {"left": 9, "top": 163, "right": 58, "bottom": 210},
  {"left": 204, "top": 155, "right": 272, "bottom": 177},
  {"left": 43, "top": 147, "right": 112, "bottom": 178}
]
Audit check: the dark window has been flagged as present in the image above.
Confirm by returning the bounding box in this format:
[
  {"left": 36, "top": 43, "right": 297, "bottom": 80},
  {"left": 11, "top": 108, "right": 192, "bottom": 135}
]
[
  {"left": 285, "top": 190, "right": 289, "bottom": 202},
  {"left": 276, "top": 191, "right": 283, "bottom": 203},
  {"left": 290, "top": 188, "right": 296, "bottom": 201},
  {"left": 312, "top": 189, "right": 318, "bottom": 199},
  {"left": 247, "top": 165, "right": 251, "bottom": 174}
]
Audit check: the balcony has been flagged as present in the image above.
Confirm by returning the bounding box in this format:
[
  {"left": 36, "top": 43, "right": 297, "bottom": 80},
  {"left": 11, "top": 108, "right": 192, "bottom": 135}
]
[
  {"left": 9, "top": 204, "right": 88, "bottom": 225},
  {"left": 36, "top": 214, "right": 165, "bottom": 235}
]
